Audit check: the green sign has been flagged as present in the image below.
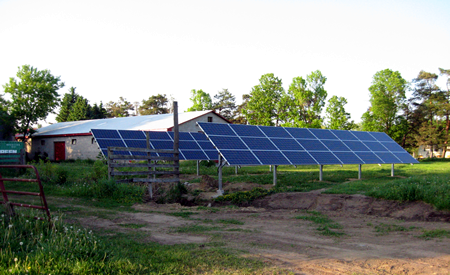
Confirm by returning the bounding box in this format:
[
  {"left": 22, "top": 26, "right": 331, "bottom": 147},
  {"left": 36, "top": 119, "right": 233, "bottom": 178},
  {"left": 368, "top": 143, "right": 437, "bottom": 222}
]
[{"left": 0, "top": 141, "right": 24, "bottom": 163}]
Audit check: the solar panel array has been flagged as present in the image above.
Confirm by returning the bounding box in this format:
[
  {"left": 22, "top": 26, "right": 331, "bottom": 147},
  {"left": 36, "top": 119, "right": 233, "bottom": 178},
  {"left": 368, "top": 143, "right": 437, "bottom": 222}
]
[
  {"left": 197, "top": 123, "right": 419, "bottom": 166},
  {"left": 91, "top": 129, "right": 218, "bottom": 161}
]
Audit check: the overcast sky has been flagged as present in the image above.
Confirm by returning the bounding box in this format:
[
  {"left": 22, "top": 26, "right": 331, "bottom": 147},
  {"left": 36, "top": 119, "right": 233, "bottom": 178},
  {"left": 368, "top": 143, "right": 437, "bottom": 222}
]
[{"left": 1, "top": 0, "right": 449, "bottom": 125}]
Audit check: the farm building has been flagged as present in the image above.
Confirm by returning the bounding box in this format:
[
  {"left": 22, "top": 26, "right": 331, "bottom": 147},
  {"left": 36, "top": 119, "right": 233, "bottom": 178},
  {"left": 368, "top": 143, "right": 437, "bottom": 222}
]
[
  {"left": 26, "top": 110, "right": 230, "bottom": 161},
  {"left": 417, "top": 145, "right": 450, "bottom": 159}
]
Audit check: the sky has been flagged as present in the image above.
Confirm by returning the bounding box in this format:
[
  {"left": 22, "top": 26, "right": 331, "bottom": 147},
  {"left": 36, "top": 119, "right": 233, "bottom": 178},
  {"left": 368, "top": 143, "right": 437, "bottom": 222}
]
[{"left": 1, "top": 0, "right": 449, "bottom": 126}]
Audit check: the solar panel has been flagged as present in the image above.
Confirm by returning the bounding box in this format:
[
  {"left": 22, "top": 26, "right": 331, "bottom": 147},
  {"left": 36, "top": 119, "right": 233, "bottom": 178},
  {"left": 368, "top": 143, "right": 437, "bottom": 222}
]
[
  {"left": 91, "top": 129, "right": 218, "bottom": 161},
  {"left": 197, "top": 122, "right": 419, "bottom": 166}
]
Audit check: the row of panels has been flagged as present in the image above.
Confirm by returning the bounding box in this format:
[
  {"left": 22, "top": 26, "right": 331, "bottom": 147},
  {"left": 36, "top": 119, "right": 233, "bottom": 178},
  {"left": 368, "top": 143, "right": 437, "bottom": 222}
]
[
  {"left": 91, "top": 129, "right": 217, "bottom": 161},
  {"left": 199, "top": 123, "right": 394, "bottom": 141}
]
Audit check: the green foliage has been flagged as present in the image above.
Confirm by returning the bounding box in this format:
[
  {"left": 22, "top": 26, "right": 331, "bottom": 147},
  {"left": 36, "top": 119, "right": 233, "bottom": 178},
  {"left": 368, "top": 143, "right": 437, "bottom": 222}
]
[
  {"left": 325, "top": 95, "right": 355, "bottom": 130},
  {"left": 281, "top": 70, "right": 328, "bottom": 128},
  {"left": 139, "top": 94, "right": 169, "bottom": 115},
  {"left": 296, "top": 211, "right": 344, "bottom": 237},
  {"left": 418, "top": 229, "right": 450, "bottom": 240},
  {"left": 3, "top": 65, "right": 64, "bottom": 140},
  {"left": 213, "top": 89, "right": 236, "bottom": 120},
  {"left": 0, "top": 210, "right": 112, "bottom": 274},
  {"left": 362, "top": 69, "right": 407, "bottom": 141},
  {"left": 244, "top": 73, "right": 285, "bottom": 126},
  {"left": 187, "top": 89, "right": 212, "bottom": 111},
  {"left": 217, "top": 219, "right": 244, "bottom": 225},
  {"left": 168, "top": 211, "right": 196, "bottom": 218},
  {"left": 215, "top": 187, "right": 274, "bottom": 205},
  {"left": 157, "top": 182, "right": 188, "bottom": 203},
  {"left": 105, "top": 97, "right": 134, "bottom": 117},
  {"left": 373, "top": 223, "right": 418, "bottom": 235},
  {"left": 366, "top": 175, "right": 450, "bottom": 210}
]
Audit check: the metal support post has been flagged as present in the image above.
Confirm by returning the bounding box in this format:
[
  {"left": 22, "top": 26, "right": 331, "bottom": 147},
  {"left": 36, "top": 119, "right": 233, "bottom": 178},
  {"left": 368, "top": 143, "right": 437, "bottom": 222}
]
[
  {"left": 217, "top": 154, "right": 224, "bottom": 194},
  {"left": 235, "top": 166, "right": 238, "bottom": 175},
  {"left": 358, "top": 164, "right": 362, "bottom": 180},
  {"left": 196, "top": 160, "right": 200, "bottom": 176},
  {"left": 269, "top": 165, "right": 272, "bottom": 172},
  {"left": 319, "top": 165, "right": 323, "bottom": 181},
  {"left": 273, "top": 165, "right": 278, "bottom": 186},
  {"left": 391, "top": 163, "right": 394, "bottom": 177}
]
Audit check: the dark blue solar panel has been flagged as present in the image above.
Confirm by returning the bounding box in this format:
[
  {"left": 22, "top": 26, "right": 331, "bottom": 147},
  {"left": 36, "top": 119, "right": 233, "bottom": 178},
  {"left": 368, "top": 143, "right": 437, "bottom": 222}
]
[
  {"left": 285, "top": 128, "right": 316, "bottom": 139},
  {"left": 221, "top": 150, "right": 260, "bottom": 165},
  {"left": 179, "top": 141, "right": 201, "bottom": 150},
  {"left": 375, "top": 152, "right": 400, "bottom": 163},
  {"left": 334, "top": 152, "right": 362, "bottom": 164},
  {"left": 331, "top": 130, "right": 359, "bottom": 141},
  {"left": 124, "top": 140, "right": 149, "bottom": 149},
  {"left": 241, "top": 137, "right": 277, "bottom": 150},
  {"left": 91, "top": 129, "right": 120, "bottom": 139},
  {"left": 204, "top": 150, "right": 219, "bottom": 160},
  {"left": 343, "top": 141, "right": 370, "bottom": 151},
  {"left": 209, "top": 136, "right": 247, "bottom": 150},
  {"left": 309, "top": 129, "right": 338, "bottom": 140},
  {"left": 198, "top": 122, "right": 235, "bottom": 136},
  {"left": 393, "top": 153, "right": 418, "bottom": 163},
  {"left": 229, "top": 124, "right": 265, "bottom": 137},
  {"left": 148, "top": 131, "right": 170, "bottom": 140},
  {"left": 151, "top": 140, "right": 174, "bottom": 149},
  {"left": 355, "top": 152, "right": 382, "bottom": 164},
  {"left": 253, "top": 151, "right": 291, "bottom": 165},
  {"left": 101, "top": 149, "right": 108, "bottom": 156},
  {"left": 321, "top": 140, "right": 350, "bottom": 151},
  {"left": 197, "top": 141, "right": 215, "bottom": 150},
  {"left": 96, "top": 139, "right": 126, "bottom": 148},
  {"left": 182, "top": 150, "right": 208, "bottom": 160},
  {"left": 283, "top": 151, "right": 318, "bottom": 165},
  {"left": 369, "top": 132, "right": 393, "bottom": 142},
  {"left": 297, "top": 139, "right": 328, "bottom": 151},
  {"left": 167, "top": 131, "right": 195, "bottom": 140},
  {"left": 352, "top": 131, "right": 376, "bottom": 141},
  {"left": 309, "top": 152, "right": 342, "bottom": 164},
  {"left": 364, "top": 141, "right": 388, "bottom": 152},
  {"left": 259, "top": 126, "right": 291, "bottom": 138},
  {"left": 119, "top": 130, "right": 146, "bottom": 140},
  {"left": 191, "top": 132, "right": 208, "bottom": 140},
  {"left": 381, "top": 142, "right": 404, "bottom": 152},
  {"left": 271, "top": 138, "right": 304, "bottom": 151}
]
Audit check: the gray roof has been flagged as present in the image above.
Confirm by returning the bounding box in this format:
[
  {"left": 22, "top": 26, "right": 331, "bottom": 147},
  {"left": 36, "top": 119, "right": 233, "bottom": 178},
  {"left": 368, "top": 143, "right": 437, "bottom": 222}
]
[{"left": 34, "top": 111, "right": 216, "bottom": 137}]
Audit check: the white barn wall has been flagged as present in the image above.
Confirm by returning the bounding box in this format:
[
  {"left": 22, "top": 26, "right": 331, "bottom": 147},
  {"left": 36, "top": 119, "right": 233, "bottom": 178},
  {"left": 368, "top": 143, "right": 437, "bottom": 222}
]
[
  {"left": 30, "top": 136, "right": 99, "bottom": 161},
  {"left": 178, "top": 113, "right": 228, "bottom": 132}
]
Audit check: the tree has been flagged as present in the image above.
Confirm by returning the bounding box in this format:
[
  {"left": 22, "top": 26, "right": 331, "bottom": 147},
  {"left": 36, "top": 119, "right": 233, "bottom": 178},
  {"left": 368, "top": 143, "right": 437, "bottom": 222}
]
[
  {"left": 67, "top": 97, "right": 90, "bottom": 121},
  {"left": 187, "top": 89, "right": 212, "bottom": 111},
  {"left": 231, "top": 94, "right": 250, "bottom": 124},
  {"left": 281, "top": 71, "right": 328, "bottom": 128},
  {"left": 56, "top": 87, "right": 78, "bottom": 122},
  {"left": 139, "top": 94, "right": 169, "bottom": 115},
  {"left": 3, "top": 65, "right": 64, "bottom": 141},
  {"left": 90, "top": 102, "right": 108, "bottom": 119},
  {"left": 213, "top": 89, "right": 236, "bottom": 120},
  {"left": 0, "top": 94, "right": 14, "bottom": 139},
  {"left": 105, "top": 97, "right": 134, "bottom": 117},
  {"left": 361, "top": 69, "right": 407, "bottom": 139},
  {"left": 243, "top": 73, "right": 285, "bottom": 126},
  {"left": 325, "top": 96, "right": 355, "bottom": 130}
]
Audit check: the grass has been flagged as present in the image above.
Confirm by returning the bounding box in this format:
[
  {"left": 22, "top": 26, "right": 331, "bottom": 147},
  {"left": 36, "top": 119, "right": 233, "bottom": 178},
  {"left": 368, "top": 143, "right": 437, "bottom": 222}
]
[
  {"left": 373, "top": 223, "right": 419, "bottom": 235},
  {"left": 418, "top": 229, "right": 450, "bottom": 240},
  {"left": 168, "top": 211, "right": 197, "bottom": 218},
  {"left": 295, "top": 211, "right": 345, "bottom": 237}
]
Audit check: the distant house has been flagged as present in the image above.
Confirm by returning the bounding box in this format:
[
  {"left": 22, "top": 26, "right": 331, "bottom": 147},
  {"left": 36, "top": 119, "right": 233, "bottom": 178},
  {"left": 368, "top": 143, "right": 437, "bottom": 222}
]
[
  {"left": 27, "top": 110, "right": 230, "bottom": 161},
  {"left": 417, "top": 145, "right": 450, "bottom": 159}
]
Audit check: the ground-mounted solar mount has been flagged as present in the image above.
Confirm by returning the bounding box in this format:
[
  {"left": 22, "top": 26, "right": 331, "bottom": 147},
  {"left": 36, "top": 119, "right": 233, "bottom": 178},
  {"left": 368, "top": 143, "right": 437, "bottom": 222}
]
[{"left": 197, "top": 122, "right": 419, "bottom": 193}]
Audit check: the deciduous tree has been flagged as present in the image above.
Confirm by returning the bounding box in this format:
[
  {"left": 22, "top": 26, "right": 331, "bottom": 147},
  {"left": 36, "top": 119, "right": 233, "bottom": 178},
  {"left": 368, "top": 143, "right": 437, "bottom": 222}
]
[
  {"left": 325, "top": 96, "right": 355, "bottom": 130},
  {"left": 139, "top": 94, "right": 169, "bottom": 115},
  {"left": 3, "top": 65, "right": 64, "bottom": 141},
  {"left": 187, "top": 89, "right": 212, "bottom": 111},
  {"left": 105, "top": 97, "right": 134, "bottom": 117},
  {"left": 243, "top": 73, "right": 284, "bottom": 126},
  {"left": 213, "top": 89, "right": 236, "bottom": 120}
]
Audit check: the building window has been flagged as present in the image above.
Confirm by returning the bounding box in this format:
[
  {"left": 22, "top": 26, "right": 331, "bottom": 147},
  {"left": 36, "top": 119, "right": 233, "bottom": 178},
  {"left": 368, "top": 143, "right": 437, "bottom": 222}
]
[
  {"left": 71, "top": 139, "right": 77, "bottom": 145},
  {"left": 41, "top": 140, "right": 45, "bottom": 146},
  {"left": 92, "top": 138, "right": 95, "bottom": 144},
  {"left": 207, "top": 116, "right": 213, "bottom": 122}
]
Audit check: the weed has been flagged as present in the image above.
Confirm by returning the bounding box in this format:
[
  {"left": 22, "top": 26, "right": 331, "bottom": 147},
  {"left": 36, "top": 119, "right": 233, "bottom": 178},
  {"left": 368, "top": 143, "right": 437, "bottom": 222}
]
[
  {"left": 117, "top": 223, "right": 146, "bottom": 229},
  {"left": 174, "top": 224, "right": 221, "bottom": 233},
  {"left": 168, "top": 211, "right": 197, "bottom": 218},
  {"left": 373, "top": 223, "right": 418, "bottom": 235},
  {"left": 296, "top": 211, "right": 344, "bottom": 237},
  {"left": 215, "top": 187, "right": 274, "bottom": 204},
  {"left": 196, "top": 206, "right": 220, "bottom": 213},
  {"left": 217, "top": 219, "right": 244, "bottom": 225},
  {"left": 418, "top": 229, "right": 450, "bottom": 240}
]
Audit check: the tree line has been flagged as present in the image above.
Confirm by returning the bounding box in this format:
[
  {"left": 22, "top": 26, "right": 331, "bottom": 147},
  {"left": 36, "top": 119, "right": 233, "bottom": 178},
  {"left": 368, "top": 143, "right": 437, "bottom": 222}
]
[{"left": 1, "top": 64, "right": 448, "bottom": 156}]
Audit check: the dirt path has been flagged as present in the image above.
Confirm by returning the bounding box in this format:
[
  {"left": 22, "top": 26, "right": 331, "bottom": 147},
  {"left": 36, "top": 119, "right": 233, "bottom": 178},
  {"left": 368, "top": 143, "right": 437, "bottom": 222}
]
[{"left": 67, "top": 192, "right": 450, "bottom": 275}]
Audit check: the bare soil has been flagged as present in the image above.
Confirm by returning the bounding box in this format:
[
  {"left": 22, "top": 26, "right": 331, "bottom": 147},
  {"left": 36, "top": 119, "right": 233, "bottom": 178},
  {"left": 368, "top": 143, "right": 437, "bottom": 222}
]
[{"left": 70, "top": 181, "right": 450, "bottom": 275}]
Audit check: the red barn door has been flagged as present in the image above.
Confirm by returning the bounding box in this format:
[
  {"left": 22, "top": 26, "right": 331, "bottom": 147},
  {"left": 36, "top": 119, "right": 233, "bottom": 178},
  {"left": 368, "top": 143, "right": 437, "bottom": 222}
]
[{"left": 54, "top": 142, "right": 66, "bottom": 161}]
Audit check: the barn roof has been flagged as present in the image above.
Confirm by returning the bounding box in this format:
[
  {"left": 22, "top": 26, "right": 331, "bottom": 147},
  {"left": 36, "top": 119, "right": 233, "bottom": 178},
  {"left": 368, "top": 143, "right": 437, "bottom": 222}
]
[{"left": 33, "top": 110, "right": 227, "bottom": 137}]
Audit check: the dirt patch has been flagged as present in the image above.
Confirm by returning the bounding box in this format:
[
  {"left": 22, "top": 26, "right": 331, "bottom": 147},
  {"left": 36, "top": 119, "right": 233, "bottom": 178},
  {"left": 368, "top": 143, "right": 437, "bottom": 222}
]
[
  {"left": 252, "top": 193, "right": 450, "bottom": 222},
  {"left": 66, "top": 192, "right": 450, "bottom": 274}
]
